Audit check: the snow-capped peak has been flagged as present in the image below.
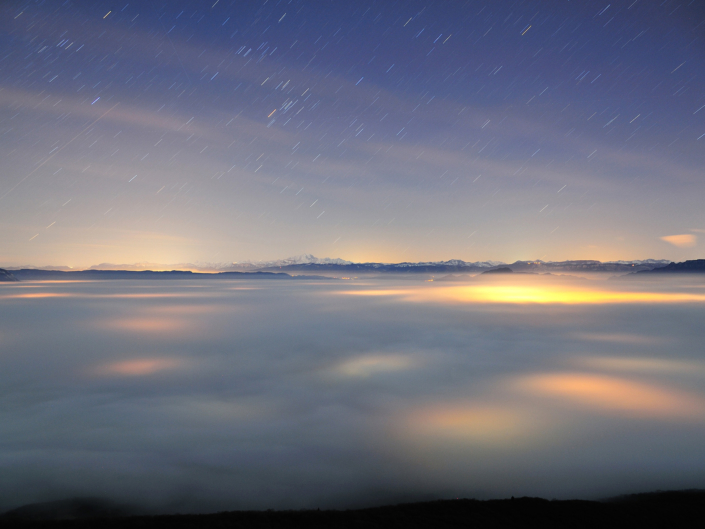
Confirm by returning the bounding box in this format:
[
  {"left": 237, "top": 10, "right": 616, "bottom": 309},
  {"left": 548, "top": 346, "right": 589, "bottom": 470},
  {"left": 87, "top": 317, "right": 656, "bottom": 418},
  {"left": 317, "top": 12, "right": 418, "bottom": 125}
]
[{"left": 231, "top": 255, "right": 353, "bottom": 269}]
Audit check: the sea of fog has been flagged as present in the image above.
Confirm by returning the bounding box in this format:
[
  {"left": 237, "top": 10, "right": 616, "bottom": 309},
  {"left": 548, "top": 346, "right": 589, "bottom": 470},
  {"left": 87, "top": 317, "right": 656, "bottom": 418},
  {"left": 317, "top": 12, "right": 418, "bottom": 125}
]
[{"left": 1, "top": 275, "right": 705, "bottom": 513}]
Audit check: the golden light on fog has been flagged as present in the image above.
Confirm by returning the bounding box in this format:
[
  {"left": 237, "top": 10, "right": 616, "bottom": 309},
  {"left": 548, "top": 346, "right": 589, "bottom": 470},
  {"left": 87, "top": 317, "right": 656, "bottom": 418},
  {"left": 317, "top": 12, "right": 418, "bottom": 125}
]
[
  {"left": 340, "top": 281, "right": 705, "bottom": 305},
  {"left": 341, "top": 289, "right": 411, "bottom": 297},
  {"left": 572, "top": 332, "right": 666, "bottom": 345},
  {"left": 147, "top": 304, "right": 223, "bottom": 315},
  {"left": 92, "top": 358, "right": 182, "bottom": 376},
  {"left": 0, "top": 292, "right": 74, "bottom": 299},
  {"left": 437, "top": 285, "right": 705, "bottom": 304},
  {"left": 515, "top": 373, "right": 705, "bottom": 420},
  {"left": 0, "top": 291, "right": 200, "bottom": 301},
  {"left": 401, "top": 405, "right": 537, "bottom": 445},
  {"left": 578, "top": 357, "right": 705, "bottom": 375},
  {"left": 96, "top": 303, "right": 220, "bottom": 333},
  {"left": 104, "top": 317, "right": 188, "bottom": 333},
  {"left": 334, "top": 354, "right": 415, "bottom": 377}
]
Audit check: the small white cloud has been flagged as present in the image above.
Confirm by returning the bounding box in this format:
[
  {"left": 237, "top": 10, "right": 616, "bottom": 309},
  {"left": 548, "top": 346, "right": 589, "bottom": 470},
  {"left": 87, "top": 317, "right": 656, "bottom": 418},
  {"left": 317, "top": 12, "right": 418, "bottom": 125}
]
[{"left": 660, "top": 234, "right": 697, "bottom": 248}]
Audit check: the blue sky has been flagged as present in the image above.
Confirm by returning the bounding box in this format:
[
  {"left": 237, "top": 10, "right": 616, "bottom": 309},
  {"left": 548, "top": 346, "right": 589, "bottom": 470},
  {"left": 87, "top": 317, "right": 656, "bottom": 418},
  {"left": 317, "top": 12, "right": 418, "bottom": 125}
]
[{"left": 1, "top": 0, "right": 704, "bottom": 266}]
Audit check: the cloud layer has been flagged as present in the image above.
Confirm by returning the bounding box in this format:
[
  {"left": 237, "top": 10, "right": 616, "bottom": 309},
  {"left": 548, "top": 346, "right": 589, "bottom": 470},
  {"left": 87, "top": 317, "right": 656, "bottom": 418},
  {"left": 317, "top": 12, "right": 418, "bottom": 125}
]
[{"left": 1, "top": 276, "right": 705, "bottom": 512}]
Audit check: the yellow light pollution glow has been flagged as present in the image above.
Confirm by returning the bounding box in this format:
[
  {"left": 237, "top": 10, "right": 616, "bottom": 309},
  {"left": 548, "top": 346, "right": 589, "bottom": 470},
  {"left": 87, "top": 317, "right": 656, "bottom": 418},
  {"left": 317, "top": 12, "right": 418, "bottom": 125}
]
[
  {"left": 343, "top": 281, "right": 705, "bottom": 305},
  {"left": 437, "top": 284, "right": 705, "bottom": 304}
]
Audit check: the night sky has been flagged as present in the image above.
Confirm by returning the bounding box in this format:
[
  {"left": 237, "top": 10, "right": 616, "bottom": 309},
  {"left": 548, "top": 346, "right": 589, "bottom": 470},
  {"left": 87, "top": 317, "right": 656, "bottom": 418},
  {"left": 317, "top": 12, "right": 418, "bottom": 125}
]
[{"left": 1, "top": 0, "right": 704, "bottom": 267}]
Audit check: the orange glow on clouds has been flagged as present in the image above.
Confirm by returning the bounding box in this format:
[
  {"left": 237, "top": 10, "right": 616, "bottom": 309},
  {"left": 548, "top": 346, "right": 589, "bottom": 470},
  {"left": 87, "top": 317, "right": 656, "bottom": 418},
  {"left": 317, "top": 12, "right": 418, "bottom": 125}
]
[
  {"left": 96, "top": 303, "right": 219, "bottom": 334},
  {"left": 103, "top": 317, "right": 189, "bottom": 333},
  {"left": 515, "top": 372, "right": 705, "bottom": 420},
  {"left": 399, "top": 404, "right": 543, "bottom": 448},
  {"left": 572, "top": 332, "right": 667, "bottom": 345},
  {"left": 334, "top": 354, "right": 416, "bottom": 377},
  {"left": 0, "top": 292, "right": 73, "bottom": 299},
  {"left": 341, "top": 289, "right": 409, "bottom": 297},
  {"left": 0, "top": 291, "right": 199, "bottom": 301},
  {"left": 661, "top": 234, "right": 697, "bottom": 248},
  {"left": 92, "top": 358, "right": 182, "bottom": 376},
  {"left": 577, "top": 357, "right": 705, "bottom": 375},
  {"left": 435, "top": 285, "right": 705, "bottom": 304},
  {"left": 340, "top": 282, "right": 705, "bottom": 305}
]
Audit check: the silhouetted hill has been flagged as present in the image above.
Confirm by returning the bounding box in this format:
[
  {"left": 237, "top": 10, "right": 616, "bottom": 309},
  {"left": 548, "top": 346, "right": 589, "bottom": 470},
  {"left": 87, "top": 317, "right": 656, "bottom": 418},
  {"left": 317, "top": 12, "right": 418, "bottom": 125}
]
[
  {"left": 0, "top": 268, "right": 18, "bottom": 282},
  {"left": 506, "top": 260, "right": 667, "bottom": 273},
  {"left": 2, "top": 498, "right": 137, "bottom": 521},
  {"left": 2, "top": 490, "right": 704, "bottom": 528},
  {"left": 5, "top": 260, "right": 670, "bottom": 279},
  {"left": 262, "top": 262, "right": 494, "bottom": 274},
  {"left": 482, "top": 267, "right": 514, "bottom": 274},
  {"left": 637, "top": 259, "right": 705, "bottom": 274},
  {"left": 264, "top": 259, "right": 669, "bottom": 275}
]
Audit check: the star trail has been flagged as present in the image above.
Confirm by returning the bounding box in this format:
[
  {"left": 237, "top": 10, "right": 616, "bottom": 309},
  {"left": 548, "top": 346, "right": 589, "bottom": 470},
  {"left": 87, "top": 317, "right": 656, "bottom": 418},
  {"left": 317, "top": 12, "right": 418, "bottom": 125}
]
[{"left": 1, "top": 0, "right": 704, "bottom": 267}]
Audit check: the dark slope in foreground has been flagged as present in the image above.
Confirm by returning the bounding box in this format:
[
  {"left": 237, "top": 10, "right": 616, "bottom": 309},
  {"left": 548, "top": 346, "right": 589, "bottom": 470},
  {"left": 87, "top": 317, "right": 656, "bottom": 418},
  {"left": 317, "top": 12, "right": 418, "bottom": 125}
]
[
  {"left": 2, "top": 491, "right": 704, "bottom": 529},
  {"left": 637, "top": 259, "right": 705, "bottom": 273},
  {"left": 8, "top": 269, "right": 333, "bottom": 281}
]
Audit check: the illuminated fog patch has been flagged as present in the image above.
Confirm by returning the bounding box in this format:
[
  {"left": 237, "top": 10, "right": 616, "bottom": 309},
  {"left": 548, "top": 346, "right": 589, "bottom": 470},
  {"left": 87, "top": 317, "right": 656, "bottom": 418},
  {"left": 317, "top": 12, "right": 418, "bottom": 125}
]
[
  {"left": 572, "top": 332, "right": 669, "bottom": 345},
  {"left": 103, "top": 317, "right": 190, "bottom": 333},
  {"left": 577, "top": 357, "right": 705, "bottom": 376},
  {"left": 338, "top": 280, "right": 705, "bottom": 305},
  {"left": 0, "top": 292, "right": 74, "bottom": 299},
  {"left": 434, "top": 285, "right": 705, "bottom": 304},
  {"left": 91, "top": 358, "right": 183, "bottom": 377},
  {"left": 513, "top": 373, "right": 705, "bottom": 420},
  {"left": 333, "top": 354, "right": 417, "bottom": 377},
  {"left": 399, "top": 405, "right": 540, "bottom": 446},
  {"left": 2, "top": 278, "right": 705, "bottom": 512}
]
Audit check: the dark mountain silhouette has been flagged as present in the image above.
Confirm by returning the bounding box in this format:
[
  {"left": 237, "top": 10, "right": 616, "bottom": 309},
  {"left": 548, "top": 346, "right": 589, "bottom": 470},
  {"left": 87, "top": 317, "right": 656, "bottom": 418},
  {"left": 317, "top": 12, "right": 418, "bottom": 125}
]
[
  {"left": 505, "top": 260, "right": 663, "bottom": 273},
  {"left": 263, "top": 259, "right": 669, "bottom": 275},
  {"left": 2, "top": 498, "right": 138, "bottom": 521},
  {"left": 8, "top": 269, "right": 333, "bottom": 281},
  {"left": 637, "top": 259, "right": 705, "bottom": 274},
  {"left": 2, "top": 259, "right": 677, "bottom": 281},
  {"left": 0, "top": 268, "right": 18, "bottom": 281},
  {"left": 482, "top": 267, "right": 514, "bottom": 274},
  {"left": 2, "top": 490, "right": 704, "bottom": 528}
]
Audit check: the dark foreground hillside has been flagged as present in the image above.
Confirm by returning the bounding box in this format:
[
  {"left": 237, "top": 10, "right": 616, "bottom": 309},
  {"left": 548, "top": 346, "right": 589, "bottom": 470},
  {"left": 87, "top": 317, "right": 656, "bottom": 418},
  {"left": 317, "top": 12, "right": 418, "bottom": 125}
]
[{"left": 2, "top": 491, "right": 704, "bottom": 529}]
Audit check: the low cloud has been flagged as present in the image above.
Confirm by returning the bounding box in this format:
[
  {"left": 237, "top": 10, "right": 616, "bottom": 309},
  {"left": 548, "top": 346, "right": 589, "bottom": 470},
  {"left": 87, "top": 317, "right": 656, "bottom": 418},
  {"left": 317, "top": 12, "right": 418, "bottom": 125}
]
[
  {"left": 2, "top": 277, "right": 705, "bottom": 513},
  {"left": 660, "top": 234, "right": 697, "bottom": 247},
  {"left": 333, "top": 354, "right": 417, "bottom": 377}
]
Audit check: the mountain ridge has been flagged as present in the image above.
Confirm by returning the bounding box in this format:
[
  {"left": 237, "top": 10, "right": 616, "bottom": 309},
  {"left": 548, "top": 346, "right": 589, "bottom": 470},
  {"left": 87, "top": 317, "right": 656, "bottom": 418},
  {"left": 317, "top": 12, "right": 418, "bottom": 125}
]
[
  {"left": 636, "top": 259, "right": 705, "bottom": 274},
  {"left": 2, "top": 257, "right": 675, "bottom": 275},
  {"left": 0, "top": 268, "right": 19, "bottom": 282},
  {"left": 259, "top": 258, "right": 673, "bottom": 274}
]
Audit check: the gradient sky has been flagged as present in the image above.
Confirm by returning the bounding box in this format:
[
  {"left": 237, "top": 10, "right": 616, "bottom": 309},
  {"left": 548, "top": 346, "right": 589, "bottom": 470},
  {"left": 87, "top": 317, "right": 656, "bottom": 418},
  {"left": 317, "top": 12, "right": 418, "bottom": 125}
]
[{"left": 1, "top": 0, "right": 704, "bottom": 267}]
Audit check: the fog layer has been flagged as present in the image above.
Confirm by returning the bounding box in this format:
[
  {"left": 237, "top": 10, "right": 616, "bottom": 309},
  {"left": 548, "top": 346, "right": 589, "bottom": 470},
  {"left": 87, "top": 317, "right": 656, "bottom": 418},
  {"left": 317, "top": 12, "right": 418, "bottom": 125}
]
[{"left": 1, "top": 276, "right": 705, "bottom": 512}]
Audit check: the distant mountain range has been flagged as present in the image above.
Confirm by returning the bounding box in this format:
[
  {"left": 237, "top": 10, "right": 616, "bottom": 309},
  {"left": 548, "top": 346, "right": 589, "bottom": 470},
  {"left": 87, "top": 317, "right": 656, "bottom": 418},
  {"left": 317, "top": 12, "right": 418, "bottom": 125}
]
[
  {"left": 1, "top": 257, "right": 686, "bottom": 280},
  {"left": 3, "top": 259, "right": 705, "bottom": 282},
  {"left": 71, "top": 254, "right": 355, "bottom": 273},
  {"left": 256, "top": 258, "right": 672, "bottom": 274},
  {"left": 5, "top": 269, "right": 329, "bottom": 281},
  {"left": 636, "top": 259, "right": 705, "bottom": 274},
  {"left": 231, "top": 254, "right": 355, "bottom": 269},
  {"left": 0, "top": 269, "right": 18, "bottom": 282}
]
